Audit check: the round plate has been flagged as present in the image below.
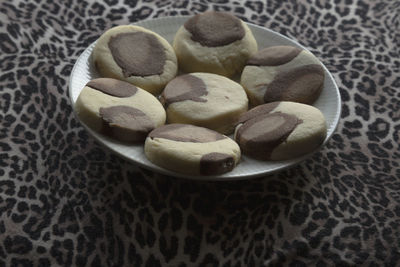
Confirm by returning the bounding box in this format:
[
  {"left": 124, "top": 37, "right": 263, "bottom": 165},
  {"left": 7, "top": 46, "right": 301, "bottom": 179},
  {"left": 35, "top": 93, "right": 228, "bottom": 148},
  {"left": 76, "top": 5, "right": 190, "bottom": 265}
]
[{"left": 69, "top": 16, "right": 341, "bottom": 181}]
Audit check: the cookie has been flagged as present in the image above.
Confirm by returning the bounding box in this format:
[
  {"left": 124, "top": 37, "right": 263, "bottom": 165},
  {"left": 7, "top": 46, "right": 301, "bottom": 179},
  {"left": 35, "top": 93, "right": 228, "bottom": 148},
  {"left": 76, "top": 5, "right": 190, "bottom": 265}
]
[
  {"left": 160, "top": 72, "right": 248, "bottom": 135},
  {"left": 240, "top": 45, "right": 325, "bottom": 107},
  {"left": 144, "top": 124, "right": 241, "bottom": 175},
  {"left": 234, "top": 101, "right": 327, "bottom": 160},
  {"left": 173, "top": 11, "right": 258, "bottom": 77},
  {"left": 93, "top": 25, "right": 178, "bottom": 95},
  {"left": 75, "top": 78, "right": 166, "bottom": 142}
]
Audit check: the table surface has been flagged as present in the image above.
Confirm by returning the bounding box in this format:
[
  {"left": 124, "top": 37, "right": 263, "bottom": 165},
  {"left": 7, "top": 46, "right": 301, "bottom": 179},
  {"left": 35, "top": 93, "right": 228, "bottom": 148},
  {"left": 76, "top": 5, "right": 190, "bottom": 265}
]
[{"left": 0, "top": 0, "right": 399, "bottom": 266}]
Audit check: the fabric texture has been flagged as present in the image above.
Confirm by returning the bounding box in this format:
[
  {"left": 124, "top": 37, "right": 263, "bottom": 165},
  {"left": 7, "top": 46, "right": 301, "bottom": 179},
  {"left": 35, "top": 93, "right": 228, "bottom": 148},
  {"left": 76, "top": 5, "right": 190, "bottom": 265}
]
[{"left": 0, "top": 0, "right": 399, "bottom": 266}]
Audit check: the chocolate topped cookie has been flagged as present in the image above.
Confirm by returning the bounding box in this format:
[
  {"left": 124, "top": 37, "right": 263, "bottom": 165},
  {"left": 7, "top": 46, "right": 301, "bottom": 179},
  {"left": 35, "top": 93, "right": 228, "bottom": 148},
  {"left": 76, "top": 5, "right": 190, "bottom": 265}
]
[
  {"left": 234, "top": 101, "right": 327, "bottom": 160},
  {"left": 93, "top": 25, "right": 178, "bottom": 95},
  {"left": 144, "top": 124, "right": 241, "bottom": 175},
  {"left": 160, "top": 72, "right": 248, "bottom": 135},
  {"left": 173, "top": 11, "right": 258, "bottom": 77},
  {"left": 240, "top": 45, "right": 325, "bottom": 107},
  {"left": 184, "top": 11, "right": 245, "bottom": 47},
  {"left": 75, "top": 78, "right": 166, "bottom": 142}
]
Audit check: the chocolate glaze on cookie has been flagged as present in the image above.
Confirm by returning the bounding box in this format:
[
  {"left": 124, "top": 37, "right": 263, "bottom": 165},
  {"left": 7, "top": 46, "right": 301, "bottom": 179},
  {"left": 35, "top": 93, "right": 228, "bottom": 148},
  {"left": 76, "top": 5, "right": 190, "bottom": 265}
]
[
  {"left": 200, "top": 152, "right": 235, "bottom": 175},
  {"left": 86, "top": 78, "right": 138, "bottom": 97},
  {"left": 184, "top": 11, "right": 245, "bottom": 47},
  {"left": 108, "top": 32, "right": 166, "bottom": 77},
  {"left": 263, "top": 64, "right": 324, "bottom": 103},
  {"left": 236, "top": 112, "right": 302, "bottom": 160},
  {"left": 247, "top": 46, "right": 302, "bottom": 66},
  {"left": 161, "top": 74, "right": 207, "bottom": 107},
  {"left": 99, "top": 105, "right": 154, "bottom": 142},
  {"left": 149, "top": 124, "right": 225, "bottom": 143}
]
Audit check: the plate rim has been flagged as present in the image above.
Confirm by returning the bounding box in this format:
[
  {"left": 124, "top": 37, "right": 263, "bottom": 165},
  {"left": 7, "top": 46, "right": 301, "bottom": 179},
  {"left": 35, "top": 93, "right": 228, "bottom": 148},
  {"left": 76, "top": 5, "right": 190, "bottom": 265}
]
[{"left": 68, "top": 15, "right": 342, "bottom": 181}]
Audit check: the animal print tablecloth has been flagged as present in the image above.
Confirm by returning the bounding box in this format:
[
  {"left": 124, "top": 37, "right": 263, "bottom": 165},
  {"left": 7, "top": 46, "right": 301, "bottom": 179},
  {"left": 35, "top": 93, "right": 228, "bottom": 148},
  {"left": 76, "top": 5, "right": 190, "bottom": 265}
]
[{"left": 1, "top": 0, "right": 399, "bottom": 266}]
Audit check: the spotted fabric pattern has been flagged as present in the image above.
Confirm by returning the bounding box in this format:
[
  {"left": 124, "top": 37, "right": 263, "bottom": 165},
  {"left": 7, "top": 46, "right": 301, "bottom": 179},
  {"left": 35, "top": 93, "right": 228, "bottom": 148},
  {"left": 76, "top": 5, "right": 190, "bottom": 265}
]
[{"left": 0, "top": 0, "right": 400, "bottom": 266}]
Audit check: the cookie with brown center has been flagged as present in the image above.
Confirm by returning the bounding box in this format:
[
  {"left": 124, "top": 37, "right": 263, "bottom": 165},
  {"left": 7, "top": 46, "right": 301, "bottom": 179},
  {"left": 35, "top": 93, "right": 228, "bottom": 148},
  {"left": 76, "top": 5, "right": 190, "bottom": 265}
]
[
  {"left": 173, "top": 11, "right": 258, "bottom": 77},
  {"left": 234, "top": 101, "right": 327, "bottom": 160},
  {"left": 160, "top": 72, "right": 248, "bottom": 135},
  {"left": 240, "top": 45, "right": 325, "bottom": 107},
  {"left": 75, "top": 78, "right": 166, "bottom": 142},
  {"left": 93, "top": 25, "right": 178, "bottom": 95},
  {"left": 144, "top": 124, "right": 241, "bottom": 175}
]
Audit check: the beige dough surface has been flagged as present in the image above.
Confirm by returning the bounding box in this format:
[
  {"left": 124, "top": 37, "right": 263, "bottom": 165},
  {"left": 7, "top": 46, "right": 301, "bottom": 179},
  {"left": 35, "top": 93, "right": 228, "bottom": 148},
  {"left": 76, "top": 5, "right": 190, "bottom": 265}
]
[{"left": 93, "top": 25, "right": 177, "bottom": 95}]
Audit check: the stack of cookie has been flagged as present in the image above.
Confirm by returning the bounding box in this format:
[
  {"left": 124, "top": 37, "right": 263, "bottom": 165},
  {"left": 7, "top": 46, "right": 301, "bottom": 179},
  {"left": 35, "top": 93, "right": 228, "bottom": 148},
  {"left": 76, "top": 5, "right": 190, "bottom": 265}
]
[{"left": 75, "top": 11, "right": 327, "bottom": 176}]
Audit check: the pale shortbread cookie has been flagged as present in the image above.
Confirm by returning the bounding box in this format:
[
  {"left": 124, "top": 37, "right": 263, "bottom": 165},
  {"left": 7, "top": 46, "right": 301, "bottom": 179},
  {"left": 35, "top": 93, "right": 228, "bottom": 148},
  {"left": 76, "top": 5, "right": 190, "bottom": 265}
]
[
  {"left": 93, "top": 25, "right": 178, "bottom": 95},
  {"left": 173, "top": 11, "right": 258, "bottom": 77},
  {"left": 145, "top": 124, "right": 241, "bottom": 175},
  {"left": 234, "top": 101, "right": 327, "bottom": 160},
  {"left": 160, "top": 72, "right": 248, "bottom": 135},
  {"left": 75, "top": 78, "right": 166, "bottom": 142},
  {"left": 241, "top": 46, "right": 325, "bottom": 107}
]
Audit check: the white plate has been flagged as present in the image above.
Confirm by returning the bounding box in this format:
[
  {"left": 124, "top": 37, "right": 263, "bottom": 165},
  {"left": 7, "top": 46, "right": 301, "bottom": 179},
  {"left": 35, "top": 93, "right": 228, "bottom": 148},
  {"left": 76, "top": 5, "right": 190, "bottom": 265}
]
[{"left": 69, "top": 16, "right": 341, "bottom": 181}]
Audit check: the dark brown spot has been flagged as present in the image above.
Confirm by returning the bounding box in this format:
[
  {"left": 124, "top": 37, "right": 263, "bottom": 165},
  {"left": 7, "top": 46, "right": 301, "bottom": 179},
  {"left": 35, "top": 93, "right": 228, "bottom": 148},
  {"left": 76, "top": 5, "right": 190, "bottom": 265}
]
[
  {"left": 184, "top": 11, "right": 245, "bottom": 47},
  {"left": 86, "top": 78, "right": 138, "bottom": 97},
  {"left": 263, "top": 64, "right": 325, "bottom": 104},
  {"left": 160, "top": 74, "right": 207, "bottom": 107},
  {"left": 200, "top": 152, "right": 235, "bottom": 175},
  {"left": 108, "top": 31, "right": 166, "bottom": 77},
  {"left": 100, "top": 105, "right": 154, "bottom": 142},
  {"left": 247, "top": 46, "right": 302, "bottom": 66},
  {"left": 149, "top": 124, "right": 226, "bottom": 143},
  {"left": 236, "top": 111, "right": 302, "bottom": 160}
]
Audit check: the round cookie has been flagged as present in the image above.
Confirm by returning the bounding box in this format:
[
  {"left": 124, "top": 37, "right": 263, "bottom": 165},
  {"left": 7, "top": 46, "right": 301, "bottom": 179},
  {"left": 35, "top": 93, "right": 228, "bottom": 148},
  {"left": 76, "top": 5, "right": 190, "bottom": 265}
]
[
  {"left": 173, "top": 11, "right": 258, "bottom": 77},
  {"left": 93, "top": 25, "right": 178, "bottom": 95},
  {"left": 75, "top": 78, "right": 166, "bottom": 142},
  {"left": 240, "top": 46, "right": 325, "bottom": 107},
  {"left": 160, "top": 72, "right": 248, "bottom": 135},
  {"left": 234, "top": 101, "right": 327, "bottom": 161},
  {"left": 144, "top": 124, "right": 241, "bottom": 175}
]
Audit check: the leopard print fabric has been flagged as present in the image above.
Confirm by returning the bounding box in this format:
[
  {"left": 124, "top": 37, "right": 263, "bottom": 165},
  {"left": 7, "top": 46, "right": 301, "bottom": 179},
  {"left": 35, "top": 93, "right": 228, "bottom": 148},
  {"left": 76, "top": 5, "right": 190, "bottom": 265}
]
[{"left": 1, "top": 0, "right": 400, "bottom": 266}]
